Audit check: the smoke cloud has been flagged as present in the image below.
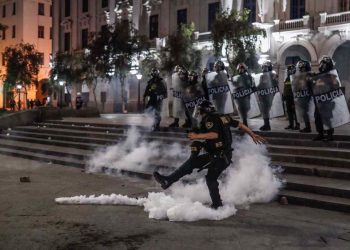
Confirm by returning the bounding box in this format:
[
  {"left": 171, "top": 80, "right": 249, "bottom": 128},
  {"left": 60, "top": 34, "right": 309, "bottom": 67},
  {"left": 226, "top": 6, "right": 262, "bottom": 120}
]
[{"left": 57, "top": 128, "right": 283, "bottom": 222}]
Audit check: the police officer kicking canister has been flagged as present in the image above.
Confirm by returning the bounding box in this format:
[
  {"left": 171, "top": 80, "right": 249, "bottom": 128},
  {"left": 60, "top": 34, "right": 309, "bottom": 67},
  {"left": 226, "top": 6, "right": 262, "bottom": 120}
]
[{"left": 153, "top": 100, "right": 266, "bottom": 209}]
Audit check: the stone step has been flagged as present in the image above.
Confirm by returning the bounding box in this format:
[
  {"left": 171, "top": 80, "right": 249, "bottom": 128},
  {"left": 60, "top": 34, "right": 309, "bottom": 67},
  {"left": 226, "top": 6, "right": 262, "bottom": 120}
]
[
  {"left": 0, "top": 147, "right": 85, "bottom": 168},
  {"left": 271, "top": 153, "right": 350, "bottom": 169},
  {"left": 5, "top": 130, "right": 123, "bottom": 145},
  {"left": 279, "top": 162, "right": 350, "bottom": 180},
  {"left": 36, "top": 122, "right": 187, "bottom": 138},
  {"left": 4, "top": 129, "right": 350, "bottom": 169},
  {"left": 0, "top": 134, "right": 101, "bottom": 150},
  {"left": 268, "top": 145, "right": 350, "bottom": 160},
  {"left": 266, "top": 137, "right": 350, "bottom": 149},
  {"left": 285, "top": 174, "right": 350, "bottom": 199},
  {"left": 11, "top": 125, "right": 350, "bottom": 153},
  {"left": 0, "top": 139, "right": 90, "bottom": 160},
  {"left": 279, "top": 190, "right": 350, "bottom": 213},
  {"left": 9, "top": 128, "right": 187, "bottom": 145},
  {"left": 43, "top": 120, "right": 350, "bottom": 141}
]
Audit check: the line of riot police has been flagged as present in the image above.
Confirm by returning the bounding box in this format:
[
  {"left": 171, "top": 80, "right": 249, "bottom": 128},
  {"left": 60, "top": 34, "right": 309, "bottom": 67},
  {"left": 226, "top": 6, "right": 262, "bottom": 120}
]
[{"left": 143, "top": 57, "right": 350, "bottom": 139}]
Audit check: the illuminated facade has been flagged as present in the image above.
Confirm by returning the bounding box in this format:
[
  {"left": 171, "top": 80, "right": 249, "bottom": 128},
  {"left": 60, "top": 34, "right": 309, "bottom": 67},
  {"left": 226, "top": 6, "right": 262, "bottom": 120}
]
[
  {"left": 52, "top": 0, "right": 350, "bottom": 112},
  {"left": 0, "top": 0, "right": 52, "bottom": 109}
]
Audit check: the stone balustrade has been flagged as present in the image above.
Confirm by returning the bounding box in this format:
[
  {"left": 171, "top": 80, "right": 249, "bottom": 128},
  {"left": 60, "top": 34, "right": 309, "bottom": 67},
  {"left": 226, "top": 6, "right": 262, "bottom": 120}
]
[{"left": 320, "top": 11, "right": 350, "bottom": 26}]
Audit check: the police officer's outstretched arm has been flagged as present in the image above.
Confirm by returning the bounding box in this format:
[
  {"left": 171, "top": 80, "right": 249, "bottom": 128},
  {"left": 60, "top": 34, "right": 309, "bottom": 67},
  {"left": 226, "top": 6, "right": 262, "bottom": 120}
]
[
  {"left": 188, "top": 115, "right": 219, "bottom": 140},
  {"left": 238, "top": 121, "right": 266, "bottom": 144}
]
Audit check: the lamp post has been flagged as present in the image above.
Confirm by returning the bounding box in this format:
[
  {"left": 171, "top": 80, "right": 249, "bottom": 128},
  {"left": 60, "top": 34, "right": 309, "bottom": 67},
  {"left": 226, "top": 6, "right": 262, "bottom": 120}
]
[
  {"left": 59, "top": 81, "right": 65, "bottom": 109},
  {"left": 16, "top": 84, "right": 22, "bottom": 111},
  {"left": 136, "top": 73, "right": 143, "bottom": 112}
]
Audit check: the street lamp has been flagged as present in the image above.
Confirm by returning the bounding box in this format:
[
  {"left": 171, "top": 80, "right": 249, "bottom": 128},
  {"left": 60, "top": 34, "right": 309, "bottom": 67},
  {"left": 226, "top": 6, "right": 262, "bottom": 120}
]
[
  {"left": 59, "top": 81, "right": 65, "bottom": 109},
  {"left": 16, "top": 84, "right": 22, "bottom": 111},
  {"left": 136, "top": 73, "right": 143, "bottom": 112}
]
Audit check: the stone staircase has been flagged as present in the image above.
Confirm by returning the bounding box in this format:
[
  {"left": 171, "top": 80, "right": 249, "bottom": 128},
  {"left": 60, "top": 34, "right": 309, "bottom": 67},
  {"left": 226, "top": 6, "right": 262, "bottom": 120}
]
[{"left": 1, "top": 120, "right": 350, "bottom": 213}]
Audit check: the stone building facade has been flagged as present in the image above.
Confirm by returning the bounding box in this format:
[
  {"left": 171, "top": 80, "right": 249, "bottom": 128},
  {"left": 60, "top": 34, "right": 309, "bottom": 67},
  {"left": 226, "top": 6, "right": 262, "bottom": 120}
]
[
  {"left": 0, "top": 0, "right": 52, "bottom": 109},
  {"left": 52, "top": 0, "right": 350, "bottom": 112}
]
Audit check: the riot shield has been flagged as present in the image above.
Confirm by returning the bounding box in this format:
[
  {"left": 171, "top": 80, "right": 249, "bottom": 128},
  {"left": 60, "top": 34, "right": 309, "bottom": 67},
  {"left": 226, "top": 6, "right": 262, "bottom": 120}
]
[
  {"left": 255, "top": 72, "right": 284, "bottom": 119},
  {"left": 205, "top": 71, "right": 234, "bottom": 114},
  {"left": 182, "top": 84, "right": 207, "bottom": 127},
  {"left": 311, "top": 69, "right": 350, "bottom": 129},
  {"left": 231, "top": 74, "right": 260, "bottom": 119},
  {"left": 171, "top": 72, "right": 187, "bottom": 119},
  {"left": 291, "top": 72, "right": 315, "bottom": 123}
]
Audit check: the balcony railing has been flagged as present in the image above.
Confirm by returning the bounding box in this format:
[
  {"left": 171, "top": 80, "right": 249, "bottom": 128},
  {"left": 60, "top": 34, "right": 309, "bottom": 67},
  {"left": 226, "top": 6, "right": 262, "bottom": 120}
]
[
  {"left": 320, "top": 11, "right": 350, "bottom": 26},
  {"left": 274, "top": 15, "right": 310, "bottom": 32}
]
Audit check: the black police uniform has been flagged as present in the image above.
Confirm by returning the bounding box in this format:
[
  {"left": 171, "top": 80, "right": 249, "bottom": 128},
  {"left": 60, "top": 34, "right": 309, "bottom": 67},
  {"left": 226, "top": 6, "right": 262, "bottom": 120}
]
[
  {"left": 144, "top": 77, "right": 167, "bottom": 130},
  {"left": 283, "top": 76, "right": 299, "bottom": 129},
  {"left": 160, "top": 113, "right": 239, "bottom": 208},
  {"left": 76, "top": 96, "right": 83, "bottom": 110}
]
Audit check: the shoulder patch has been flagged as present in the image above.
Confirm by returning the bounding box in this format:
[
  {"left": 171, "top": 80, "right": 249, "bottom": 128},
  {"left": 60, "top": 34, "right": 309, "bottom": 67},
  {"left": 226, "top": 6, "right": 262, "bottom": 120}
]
[
  {"left": 220, "top": 116, "right": 230, "bottom": 124},
  {"left": 206, "top": 122, "right": 214, "bottom": 129}
]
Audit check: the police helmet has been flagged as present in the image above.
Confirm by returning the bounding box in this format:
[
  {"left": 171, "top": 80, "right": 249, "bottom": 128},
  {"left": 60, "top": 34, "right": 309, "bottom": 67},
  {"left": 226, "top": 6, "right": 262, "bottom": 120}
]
[
  {"left": 151, "top": 68, "right": 160, "bottom": 78},
  {"left": 197, "top": 100, "right": 216, "bottom": 113},
  {"left": 319, "top": 56, "right": 335, "bottom": 73},
  {"left": 261, "top": 61, "right": 273, "bottom": 72},
  {"left": 179, "top": 67, "right": 188, "bottom": 80},
  {"left": 296, "top": 60, "right": 311, "bottom": 73},
  {"left": 188, "top": 71, "right": 199, "bottom": 84},
  {"left": 214, "top": 60, "right": 225, "bottom": 72},
  {"left": 237, "top": 63, "right": 248, "bottom": 74},
  {"left": 287, "top": 64, "right": 296, "bottom": 75},
  {"left": 174, "top": 65, "right": 183, "bottom": 73}
]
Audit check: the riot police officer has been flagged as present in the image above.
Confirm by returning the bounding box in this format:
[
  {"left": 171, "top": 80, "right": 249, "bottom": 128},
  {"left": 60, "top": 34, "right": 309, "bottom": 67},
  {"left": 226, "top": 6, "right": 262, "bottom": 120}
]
[
  {"left": 153, "top": 100, "right": 266, "bottom": 209},
  {"left": 182, "top": 70, "right": 207, "bottom": 128},
  {"left": 293, "top": 60, "right": 314, "bottom": 133},
  {"left": 256, "top": 61, "right": 280, "bottom": 131},
  {"left": 169, "top": 66, "right": 189, "bottom": 128},
  {"left": 283, "top": 65, "right": 299, "bottom": 130},
  {"left": 232, "top": 63, "right": 255, "bottom": 127},
  {"left": 143, "top": 68, "right": 167, "bottom": 131},
  {"left": 312, "top": 56, "right": 337, "bottom": 141},
  {"left": 76, "top": 92, "right": 83, "bottom": 110}
]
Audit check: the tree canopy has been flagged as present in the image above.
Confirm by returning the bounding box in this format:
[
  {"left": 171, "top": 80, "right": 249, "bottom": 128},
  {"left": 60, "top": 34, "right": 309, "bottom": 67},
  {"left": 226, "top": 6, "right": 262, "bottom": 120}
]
[
  {"left": 160, "top": 23, "right": 202, "bottom": 74},
  {"left": 2, "top": 43, "right": 42, "bottom": 91},
  {"left": 211, "top": 9, "right": 266, "bottom": 73}
]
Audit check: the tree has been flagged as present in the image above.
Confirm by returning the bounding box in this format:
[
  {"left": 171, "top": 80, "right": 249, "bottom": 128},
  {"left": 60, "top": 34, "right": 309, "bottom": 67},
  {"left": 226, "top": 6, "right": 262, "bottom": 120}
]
[
  {"left": 109, "top": 20, "right": 150, "bottom": 112},
  {"left": 81, "top": 27, "right": 113, "bottom": 110},
  {"left": 160, "top": 23, "right": 202, "bottom": 74},
  {"left": 50, "top": 52, "right": 84, "bottom": 107},
  {"left": 211, "top": 9, "right": 266, "bottom": 74},
  {"left": 2, "top": 43, "right": 42, "bottom": 107}
]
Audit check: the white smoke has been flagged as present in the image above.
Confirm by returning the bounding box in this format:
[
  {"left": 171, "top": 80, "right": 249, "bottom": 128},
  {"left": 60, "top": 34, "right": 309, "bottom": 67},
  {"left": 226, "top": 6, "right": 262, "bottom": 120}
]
[{"left": 58, "top": 129, "right": 283, "bottom": 221}]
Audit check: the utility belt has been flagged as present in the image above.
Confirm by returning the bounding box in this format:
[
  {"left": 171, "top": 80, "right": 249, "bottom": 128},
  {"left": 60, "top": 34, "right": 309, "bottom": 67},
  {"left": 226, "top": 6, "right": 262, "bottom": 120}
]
[{"left": 197, "top": 149, "right": 232, "bottom": 173}]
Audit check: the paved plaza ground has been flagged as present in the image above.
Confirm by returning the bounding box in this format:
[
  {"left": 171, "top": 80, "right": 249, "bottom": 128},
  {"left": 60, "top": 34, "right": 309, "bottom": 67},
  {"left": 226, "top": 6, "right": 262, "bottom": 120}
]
[{"left": 0, "top": 155, "right": 350, "bottom": 250}]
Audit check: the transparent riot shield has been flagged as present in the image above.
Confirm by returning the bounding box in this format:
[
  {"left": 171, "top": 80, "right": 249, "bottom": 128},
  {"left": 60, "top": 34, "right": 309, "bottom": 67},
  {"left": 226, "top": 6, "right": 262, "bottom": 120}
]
[
  {"left": 205, "top": 71, "right": 234, "bottom": 114},
  {"left": 311, "top": 69, "right": 350, "bottom": 129},
  {"left": 171, "top": 72, "right": 187, "bottom": 119},
  {"left": 254, "top": 72, "right": 284, "bottom": 119},
  {"left": 291, "top": 73, "right": 315, "bottom": 123},
  {"left": 231, "top": 74, "right": 260, "bottom": 119}
]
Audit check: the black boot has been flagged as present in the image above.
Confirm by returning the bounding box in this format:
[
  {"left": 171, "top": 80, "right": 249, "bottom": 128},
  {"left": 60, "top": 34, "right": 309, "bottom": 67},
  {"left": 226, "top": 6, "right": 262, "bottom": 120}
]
[
  {"left": 293, "top": 122, "right": 300, "bottom": 130},
  {"left": 169, "top": 118, "right": 179, "bottom": 128},
  {"left": 285, "top": 124, "right": 293, "bottom": 130},
  {"left": 300, "top": 122, "right": 311, "bottom": 133},
  {"left": 323, "top": 129, "right": 334, "bottom": 141},
  {"left": 210, "top": 202, "right": 223, "bottom": 210},
  {"left": 259, "top": 119, "right": 271, "bottom": 131},
  {"left": 312, "top": 133, "right": 324, "bottom": 141},
  {"left": 153, "top": 172, "right": 172, "bottom": 189}
]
